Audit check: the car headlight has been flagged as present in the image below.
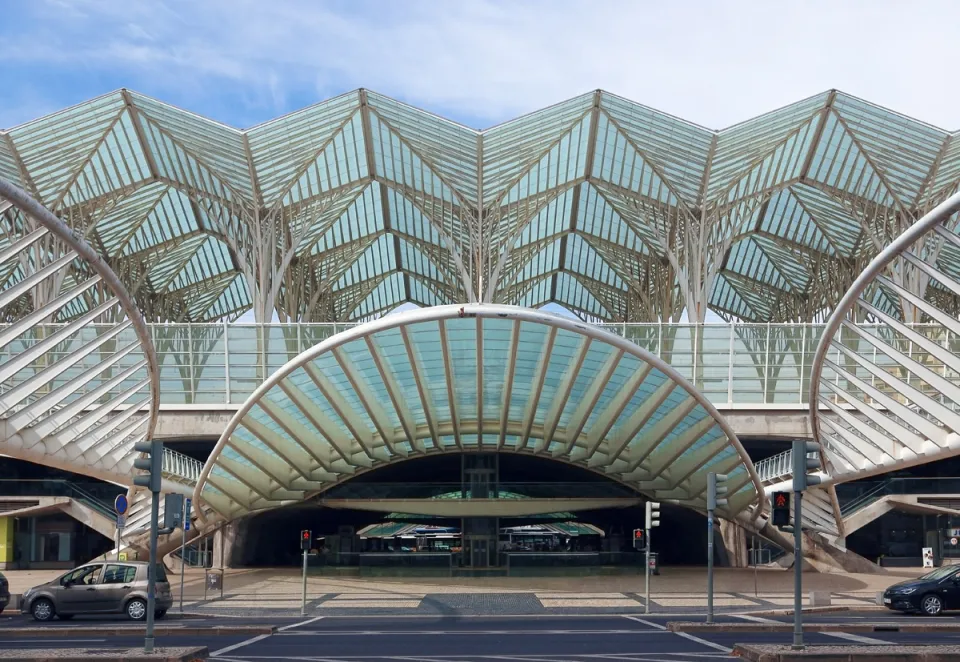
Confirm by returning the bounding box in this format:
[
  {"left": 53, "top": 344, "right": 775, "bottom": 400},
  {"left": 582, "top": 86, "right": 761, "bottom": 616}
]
[{"left": 900, "top": 588, "right": 917, "bottom": 594}]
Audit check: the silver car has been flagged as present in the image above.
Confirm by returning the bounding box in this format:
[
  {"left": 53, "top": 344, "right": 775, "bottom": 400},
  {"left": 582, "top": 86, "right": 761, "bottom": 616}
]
[{"left": 20, "top": 561, "right": 172, "bottom": 621}]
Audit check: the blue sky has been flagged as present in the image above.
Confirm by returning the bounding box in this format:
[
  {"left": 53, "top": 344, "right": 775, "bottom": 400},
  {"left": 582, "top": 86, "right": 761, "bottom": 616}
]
[{"left": 2, "top": 0, "right": 960, "bottom": 131}]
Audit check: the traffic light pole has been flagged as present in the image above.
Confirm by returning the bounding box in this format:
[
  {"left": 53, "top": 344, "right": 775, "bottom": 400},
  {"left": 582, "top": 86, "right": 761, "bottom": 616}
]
[
  {"left": 644, "top": 525, "right": 651, "bottom": 615},
  {"left": 706, "top": 509, "right": 714, "bottom": 623},
  {"left": 793, "top": 487, "right": 804, "bottom": 650},
  {"left": 301, "top": 549, "right": 308, "bottom": 616},
  {"left": 145, "top": 487, "right": 159, "bottom": 653}
]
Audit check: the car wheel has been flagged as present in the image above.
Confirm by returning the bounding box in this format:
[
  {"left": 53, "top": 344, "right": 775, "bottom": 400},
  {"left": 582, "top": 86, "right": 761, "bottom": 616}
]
[
  {"left": 31, "top": 598, "right": 55, "bottom": 622},
  {"left": 125, "top": 598, "right": 147, "bottom": 621},
  {"left": 155, "top": 609, "right": 167, "bottom": 619},
  {"left": 922, "top": 594, "right": 944, "bottom": 616}
]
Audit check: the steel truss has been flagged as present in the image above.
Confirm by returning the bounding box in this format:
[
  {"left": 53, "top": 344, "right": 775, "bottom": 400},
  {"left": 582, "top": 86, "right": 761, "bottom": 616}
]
[
  {"left": 0, "top": 178, "right": 159, "bottom": 484},
  {"left": 807, "top": 190, "right": 960, "bottom": 538},
  {"left": 4, "top": 89, "right": 959, "bottom": 325}
]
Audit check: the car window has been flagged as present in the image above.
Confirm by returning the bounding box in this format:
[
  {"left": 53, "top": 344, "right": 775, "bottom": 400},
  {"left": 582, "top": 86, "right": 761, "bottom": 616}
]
[
  {"left": 102, "top": 565, "right": 137, "bottom": 585},
  {"left": 61, "top": 564, "right": 102, "bottom": 586},
  {"left": 155, "top": 564, "right": 168, "bottom": 582}
]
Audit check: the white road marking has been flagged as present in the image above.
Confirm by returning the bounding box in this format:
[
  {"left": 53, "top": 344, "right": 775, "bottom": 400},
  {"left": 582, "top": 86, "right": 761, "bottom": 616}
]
[
  {"left": 2, "top": 639, "right": 106, "bottom": 644},
  {"left": 823, "top": 631, "right": 889, "bottom": 645},
  {"left": 277, "top": 629, "right": 673, "bottom": 636},
  {"left": 278, "top": 615, "right": 325, "bottom": 631},
  {"left": 621, "top": 615, "right": 666, "bottom": 630},
  {"left": 210, "top": 632, "right": 271, "bottom": 657},
  {"left": 671, "top": 632, "right": 733, "bottom": 654},
  {"left": 733, "top": 614, "right": 778, "bottom": 623}
]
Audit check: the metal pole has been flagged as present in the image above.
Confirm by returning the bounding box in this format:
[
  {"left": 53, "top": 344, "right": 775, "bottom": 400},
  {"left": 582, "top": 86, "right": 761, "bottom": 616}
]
[
  {"left": 793, "top": 489, "right": 803, "bottom": 650},
  {"left": 753, "top": 535, "right": 759, "bottom": 597},
  {"left": 644, "top": 527, "right": 651, "bottom": 614},
  {"left": 178, "top": 497, "right": 187, "bottom": 613},
  {"left": 144, "top": 489, "right": 159, "bottom": 653},
  {"left": 116, "top": 523, "right": 121, "bottom": 562},
  {"left": 706, "top": 509, "right": 714, "bottom": 623},
  {"left": 301, "top": 549, "right": 308, "bottom": 616}
]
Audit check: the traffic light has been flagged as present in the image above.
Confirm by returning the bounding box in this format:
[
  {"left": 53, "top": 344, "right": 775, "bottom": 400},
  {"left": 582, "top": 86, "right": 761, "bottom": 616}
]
[
  {"left": 632, "top": 528, "right": 645, "bottom": 550},
  {"left": 772, "top": 491, "right": 791, "bottom": 526},
  {"left": 133, "top": 439, "right": 163, "bottom": 492},
  {"left": 645, "top": 501, "right": 660, "bottom": 529},
  {"left": 300, "top": 530, "right": 312, "bottom": 552},
  {"left": 707, "top": 473, "right": 729, "bottom": 511},
  {"left": 793, "top": 440, "right": 822, "bottom": 491}
]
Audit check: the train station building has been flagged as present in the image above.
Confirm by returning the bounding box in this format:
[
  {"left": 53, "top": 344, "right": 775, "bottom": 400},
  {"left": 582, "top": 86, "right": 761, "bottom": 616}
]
[{"left": 1, "top": 87, "right": 960, "bottom": 573}]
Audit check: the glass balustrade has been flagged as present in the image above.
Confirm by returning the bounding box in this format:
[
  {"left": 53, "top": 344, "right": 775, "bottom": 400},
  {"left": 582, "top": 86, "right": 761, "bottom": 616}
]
[{"left": 1, "top": 321, "right": 955, "bottom": 410}]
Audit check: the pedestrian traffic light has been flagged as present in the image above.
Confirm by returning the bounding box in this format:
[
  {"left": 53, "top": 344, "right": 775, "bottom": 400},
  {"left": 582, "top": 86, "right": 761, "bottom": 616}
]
[
  {"left": 300, "top": 530, "right": 312, "bottom": 552},
  {"left": 132, "top": 439, "right": 163, "bottom": 492},
  {"left": 772, "top": 491, "right": 791, "bottom": 526},
  {"left": 793, "top": 440, "right": 822, "bottom": 491},
  {"left": 632, "top": 528, "right": 645, "bottom": 550},
  {"left": 645, "top": 501, "right": 660, "bottom": 529},
  {"left": 707, "top": 473, "right": 729, "bottom": 511}
]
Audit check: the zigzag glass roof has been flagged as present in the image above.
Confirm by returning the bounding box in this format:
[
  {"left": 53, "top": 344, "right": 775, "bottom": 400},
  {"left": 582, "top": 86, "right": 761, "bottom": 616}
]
[
  {"left": 2, "top": 88, "right": 958, "bottom": 323},
  {"left": 195, "top": 304, "right": 763, "bottom": 520}
]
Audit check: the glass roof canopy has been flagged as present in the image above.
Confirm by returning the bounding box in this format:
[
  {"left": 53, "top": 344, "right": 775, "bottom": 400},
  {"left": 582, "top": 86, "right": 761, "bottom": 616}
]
[
  {"left": 194, "top": 304, "right": 763, "bottom": 521},
  {"left": 3, "top": 88, "right": 957, "bottom": 324}
]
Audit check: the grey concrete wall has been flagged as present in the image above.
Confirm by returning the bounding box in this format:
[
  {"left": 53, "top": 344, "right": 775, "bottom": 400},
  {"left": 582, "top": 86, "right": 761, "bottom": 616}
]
[{"left": 155, "top": 407, "right": 816, "bottom": 443}]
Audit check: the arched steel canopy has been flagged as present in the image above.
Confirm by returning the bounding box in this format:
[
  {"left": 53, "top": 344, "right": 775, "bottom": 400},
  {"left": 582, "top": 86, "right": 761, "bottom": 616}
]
[{"left": 195, "top": 304, "right": 764, "bottom": 520}]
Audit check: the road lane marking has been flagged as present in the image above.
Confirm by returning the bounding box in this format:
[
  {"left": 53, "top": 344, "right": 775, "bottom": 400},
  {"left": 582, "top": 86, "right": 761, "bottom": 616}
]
[
  {"left": 824, "top": 631, "right": 889, "bottom": 645},
  {"left": 278, "top": 615, "right": 325, "bottom": 631},
  {"left": 671, "top": 631, "right": 734, "bottom": 653},
  {"left": 621, "top": 615, "right": 666, "bottom": 630},
  {"left": 210, "top": 632, "right": 271, "bottom": 657},
  {"left": 3, "top": 639, "right": 106, "bottom": 644},
  {"left": 733, "top": 614, "right": 778, "bottom": 623},
  {"left": 276, "top": 629, "right": 674, "bottom": 636}
]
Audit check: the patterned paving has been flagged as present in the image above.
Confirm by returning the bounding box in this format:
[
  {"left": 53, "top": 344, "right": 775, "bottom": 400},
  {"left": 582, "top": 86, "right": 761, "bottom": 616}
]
[{"left": 183, "top": 589, "right": 880, "bottom": 617}]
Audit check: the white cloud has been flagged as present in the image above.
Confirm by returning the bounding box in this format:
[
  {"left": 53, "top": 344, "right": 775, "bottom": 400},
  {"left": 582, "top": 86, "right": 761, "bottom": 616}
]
[{"left": 3, "top": 0, "right": 960, "bottom": 129}]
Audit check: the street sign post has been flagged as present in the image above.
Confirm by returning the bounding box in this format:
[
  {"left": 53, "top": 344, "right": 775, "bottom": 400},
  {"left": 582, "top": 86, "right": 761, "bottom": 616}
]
[
  {"left": 178, "top": 497, "right": 192, "bottom": 614},
  {"left": 114, "top": 494, "right": 128, "bottom": 562}
]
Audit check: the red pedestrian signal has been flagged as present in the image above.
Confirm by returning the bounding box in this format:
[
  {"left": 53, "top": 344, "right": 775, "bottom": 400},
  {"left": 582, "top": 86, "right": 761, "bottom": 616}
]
[
  {"left": 632, "top": 528, "right": 645, "bottom": 550},
  {"left": 772, "top": 491, "right": 790, "bottom": 526},
  {"left": 300, "top": 529, "right": 312, "bottom": 551}
]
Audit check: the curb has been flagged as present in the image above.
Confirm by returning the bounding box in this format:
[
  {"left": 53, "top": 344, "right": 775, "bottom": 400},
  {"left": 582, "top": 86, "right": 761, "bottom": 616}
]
[
  {"left": 0, "top": 646, "right": 208, "bottom": 661},
  {"left": 668, "top": 621, "right": 960, "bottom": 633},
  {"left": 733, "top": 643, "right": 960, "bottom": 661},
  {"left": 743, "top": 606, "right": 888, "bottom": 617},
  {"left": 0, "top": 625, "right": 274, "bottom": 637}
]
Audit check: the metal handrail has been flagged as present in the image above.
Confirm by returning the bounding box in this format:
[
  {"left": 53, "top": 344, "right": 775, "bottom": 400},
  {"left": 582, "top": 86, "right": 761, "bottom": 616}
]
[{"left": 162, "top": 447, "right": 202, "bottom": 483}]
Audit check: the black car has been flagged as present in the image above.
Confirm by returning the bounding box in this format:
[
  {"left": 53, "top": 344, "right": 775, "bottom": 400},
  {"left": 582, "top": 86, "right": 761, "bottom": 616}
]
[
  {"left": 883, "top": 565, "right": 960, "bottom": 615},
  {"left": 0, "top": 571, "right": 8, "bottom": 615}
]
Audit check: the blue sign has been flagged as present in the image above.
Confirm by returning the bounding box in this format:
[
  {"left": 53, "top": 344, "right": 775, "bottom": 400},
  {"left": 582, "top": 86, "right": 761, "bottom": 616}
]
[
  {"left": 184, "top": 498, "right": 192, "bottom": 531},
  {"left": 114, "top": 494, "right": 128, "bottom": 516}
]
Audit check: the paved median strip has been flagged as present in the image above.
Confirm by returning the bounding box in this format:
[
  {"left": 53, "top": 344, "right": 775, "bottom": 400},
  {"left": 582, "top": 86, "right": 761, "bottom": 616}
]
[
  {"left": 667, "top": 621, "right": 960, "bottom": 633},
  {"left": 0, "top": 625, "right": 275, "bottom": 637}
]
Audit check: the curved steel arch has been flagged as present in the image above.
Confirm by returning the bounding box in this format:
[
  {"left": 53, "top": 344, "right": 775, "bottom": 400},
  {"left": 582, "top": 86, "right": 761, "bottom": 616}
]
[
  {"left": 196, "top": 303, "right": 765, "bottom": 521},
  {"left": 0, "top": 178, "right": 159, "bottom": 483},
  {"left": 809, "top": 189, "right": 960, "bottom": 529}
]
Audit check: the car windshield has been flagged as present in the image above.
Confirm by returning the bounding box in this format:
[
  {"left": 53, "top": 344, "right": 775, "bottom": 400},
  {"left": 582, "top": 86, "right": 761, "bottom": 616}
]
[
  {"left": 155, "top": 564, "right": 167, "bottom": 583},
  {"left": 919, "top": 566, "right": 960, "bottom": 581}
]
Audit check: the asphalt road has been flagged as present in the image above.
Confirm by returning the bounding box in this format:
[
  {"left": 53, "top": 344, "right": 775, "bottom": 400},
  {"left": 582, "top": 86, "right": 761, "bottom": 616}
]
[{"left": 5, "top": 614, "right": 960, "bottom": 661}]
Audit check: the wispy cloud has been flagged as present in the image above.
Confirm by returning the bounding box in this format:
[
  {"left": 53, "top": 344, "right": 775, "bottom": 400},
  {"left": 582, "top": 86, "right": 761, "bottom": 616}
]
[{"left": 2, "top": 0, "right": 959, "bottom": 130}]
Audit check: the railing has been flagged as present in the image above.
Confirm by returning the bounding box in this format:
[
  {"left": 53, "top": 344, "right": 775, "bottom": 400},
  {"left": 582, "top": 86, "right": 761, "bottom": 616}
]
[
  {"left": 837, "top": 478, "right": 960, "bottom": 517},
  {"left": 754, "top": 449, "right": 820, "bottom": 484},
  {"left": 0, "top": 479, "right": 122, "bottom": 519},
  {"left": 3, "top": 321, "right": 960, "bottom": 411},
  {"left": 162, "top": 447, "right": 203, "bottom": 483}
]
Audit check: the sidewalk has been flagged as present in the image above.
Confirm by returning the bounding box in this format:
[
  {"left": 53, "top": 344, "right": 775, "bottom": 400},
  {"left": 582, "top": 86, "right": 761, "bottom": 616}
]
[{"left": 4, "top": 565, "right": 926, "bottom": 611}]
